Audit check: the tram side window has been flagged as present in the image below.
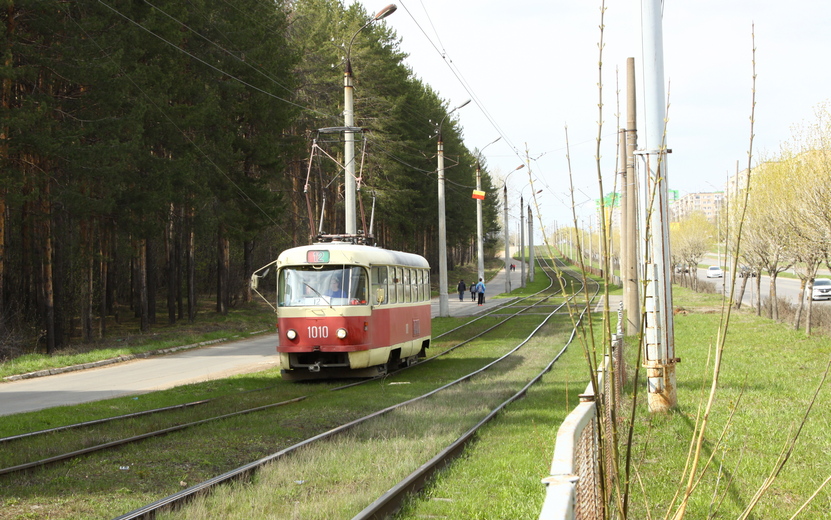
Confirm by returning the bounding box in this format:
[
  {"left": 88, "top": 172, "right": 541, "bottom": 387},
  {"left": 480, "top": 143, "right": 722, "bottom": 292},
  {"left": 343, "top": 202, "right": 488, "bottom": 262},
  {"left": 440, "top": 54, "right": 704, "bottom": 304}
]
[
  {"left": 393, "top": 266, "right": 402, "bottom": 303},
  {"left": 419, "top": 269, "right": 427, "bottom": 301},
  {"left": 410, "top": 269, "right": 421, "bottom": 302},
  {"left": 371, "top": 266, "right": 388, "bottom": 305},
  {"left": 401, "top": 268, "right": 409, "bottom": 303},
  {"left": 349, "top": 267, "right": 368, "bottom": 304}
]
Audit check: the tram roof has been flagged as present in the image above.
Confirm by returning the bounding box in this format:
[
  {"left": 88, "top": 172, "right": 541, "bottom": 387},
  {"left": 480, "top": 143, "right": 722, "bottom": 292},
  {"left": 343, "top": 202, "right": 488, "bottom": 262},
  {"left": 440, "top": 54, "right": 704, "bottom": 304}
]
[{"left": 276, "top": 243, "right": 429, "bottom": 269}]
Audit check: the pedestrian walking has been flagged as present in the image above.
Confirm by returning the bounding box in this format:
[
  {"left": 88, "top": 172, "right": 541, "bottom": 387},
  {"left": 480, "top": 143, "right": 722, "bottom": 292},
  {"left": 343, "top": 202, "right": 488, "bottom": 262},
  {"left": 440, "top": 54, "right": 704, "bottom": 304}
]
[
  {"left": 470, "top": 281, "right": 477, "bottom": 301},
  {"left": 457, "top": 279, "right": 466, "bottom": 301},
  {"left": 475, "top": 278, "right": 486, "bottom": 306}
]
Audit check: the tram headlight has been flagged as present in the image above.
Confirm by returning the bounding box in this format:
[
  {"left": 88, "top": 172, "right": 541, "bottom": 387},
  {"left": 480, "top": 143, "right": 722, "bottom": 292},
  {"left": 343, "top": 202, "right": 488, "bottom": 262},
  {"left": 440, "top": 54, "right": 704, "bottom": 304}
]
[
  {"left": 336, "top": 328, "right": 348, "bottom": 339},
  {"left": 286, "top": 329, "right": 298, "bottom": 340}
]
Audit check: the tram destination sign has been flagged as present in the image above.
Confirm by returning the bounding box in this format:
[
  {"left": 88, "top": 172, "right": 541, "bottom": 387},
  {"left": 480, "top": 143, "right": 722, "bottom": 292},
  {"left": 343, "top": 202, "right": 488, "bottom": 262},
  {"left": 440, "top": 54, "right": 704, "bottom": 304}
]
[{"left": 306, "top": 250, "right": 330, "bottom": 263}]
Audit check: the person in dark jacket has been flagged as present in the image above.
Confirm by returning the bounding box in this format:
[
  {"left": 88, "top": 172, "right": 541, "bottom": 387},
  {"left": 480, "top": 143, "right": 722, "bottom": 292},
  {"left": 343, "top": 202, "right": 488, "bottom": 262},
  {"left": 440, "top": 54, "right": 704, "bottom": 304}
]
[{"left": 457, "top": 280, "right": 466, "bottom": 301}]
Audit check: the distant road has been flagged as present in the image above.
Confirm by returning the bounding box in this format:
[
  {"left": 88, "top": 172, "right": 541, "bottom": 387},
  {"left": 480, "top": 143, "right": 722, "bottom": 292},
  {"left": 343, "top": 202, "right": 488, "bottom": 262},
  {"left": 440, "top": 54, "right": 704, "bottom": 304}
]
[{"left": 693, "top": 266, "right": 821, "bottom": 308}]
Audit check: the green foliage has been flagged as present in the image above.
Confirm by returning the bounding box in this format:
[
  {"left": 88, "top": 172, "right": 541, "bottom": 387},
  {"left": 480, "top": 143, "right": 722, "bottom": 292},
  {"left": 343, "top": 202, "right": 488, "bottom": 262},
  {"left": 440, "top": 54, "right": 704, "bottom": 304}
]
[{"left": 0, "top": 0, "right": 501, "bottom": 352}]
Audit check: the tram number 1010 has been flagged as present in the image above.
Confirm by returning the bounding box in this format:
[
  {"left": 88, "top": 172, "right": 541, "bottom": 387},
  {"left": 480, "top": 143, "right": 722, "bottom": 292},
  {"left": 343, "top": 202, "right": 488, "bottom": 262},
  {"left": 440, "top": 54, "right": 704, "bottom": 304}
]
[{"left": 307, "top": 326, "right": 329, "bottom": 339}]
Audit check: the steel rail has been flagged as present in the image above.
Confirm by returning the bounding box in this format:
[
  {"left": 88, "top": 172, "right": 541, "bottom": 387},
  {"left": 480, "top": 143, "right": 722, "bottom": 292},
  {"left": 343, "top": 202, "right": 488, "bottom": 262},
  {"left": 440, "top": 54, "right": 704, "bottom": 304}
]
[
  {"left": 0, "top": 400, "right": 212, "bottom": 444},
  {"left": 332, "top": 260, "right": 565, "bottom": 391},
  {"left": 0, "top": 396, "right": 306, "bottom": 477},
  {"left": 113, "top": 259, "right": 596, "bottom": 520},
  {"left": 353, "top": 261, "right": 599, "bottom": 518},
  {"left": 2, "top": 282, "right": 557, "bottom": 475}
]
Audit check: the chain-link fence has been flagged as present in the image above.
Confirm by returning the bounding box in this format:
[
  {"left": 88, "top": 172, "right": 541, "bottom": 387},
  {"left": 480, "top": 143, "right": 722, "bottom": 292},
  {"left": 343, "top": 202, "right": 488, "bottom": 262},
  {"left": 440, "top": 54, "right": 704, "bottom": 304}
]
[{"left": 539, "top": 302, "right": 624, "bottom": 520}]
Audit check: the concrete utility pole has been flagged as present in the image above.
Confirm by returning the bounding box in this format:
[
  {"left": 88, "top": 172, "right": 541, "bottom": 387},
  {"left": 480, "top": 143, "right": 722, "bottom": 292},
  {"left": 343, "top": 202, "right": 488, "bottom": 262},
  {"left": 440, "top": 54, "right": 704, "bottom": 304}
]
[
  {"left": 475, "top": 164, "right": 485, "bottom": 282},
  {"left": 625, "top": 57, "right": 640, "bottom": 336},
  {"left": 640, "top": 0, "right": 677, "bottom": 412},
  {"left": 437, "top": 99, "right": 470, "bottom": 317},
  {"left": 528, "top": 205, "right": 535, "bottom": 282},
  {"left": 619, "top": 129, "right": 628, "bottom": 287},
  {"left": 520, "top": 195, "right": 525, "bottom": 286},
  {"left": 502, "top": 164, "right": 525, "bottom": 293},
  {"left": 343, "top": 4, "right": 397, "bottom": 236},
  {"left": 476, "top": 137, "right": 501, "bottom": 282},
  {"left": 437, "top": 135, "right": 449, "bottom": 317}
]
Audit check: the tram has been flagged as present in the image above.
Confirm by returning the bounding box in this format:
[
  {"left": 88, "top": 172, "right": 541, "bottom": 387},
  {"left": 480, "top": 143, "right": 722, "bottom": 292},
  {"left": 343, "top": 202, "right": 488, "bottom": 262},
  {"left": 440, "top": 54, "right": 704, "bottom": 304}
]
[{"left": 252, "top": 240, "right": 432, "bottom": 380}]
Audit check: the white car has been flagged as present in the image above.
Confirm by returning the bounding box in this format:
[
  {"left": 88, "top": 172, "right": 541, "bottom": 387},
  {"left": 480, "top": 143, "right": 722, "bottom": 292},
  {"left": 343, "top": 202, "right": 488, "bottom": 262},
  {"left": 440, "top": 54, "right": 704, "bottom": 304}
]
[
  {"left": 811, "top": 278, "right": 831, "bottom": 301},
  {"left": 706, "top": 266, "right": 723, "bottom": 278}
]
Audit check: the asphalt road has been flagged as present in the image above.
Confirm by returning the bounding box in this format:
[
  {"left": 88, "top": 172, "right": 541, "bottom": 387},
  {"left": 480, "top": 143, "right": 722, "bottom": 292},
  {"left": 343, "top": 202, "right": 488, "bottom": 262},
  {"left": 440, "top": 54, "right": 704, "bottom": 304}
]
[
  {"left": 693, "top": 265, "right": 828, "bottom": 307},
  {"left": 0, "top": 335, "right": 281, "bottom": 417}
]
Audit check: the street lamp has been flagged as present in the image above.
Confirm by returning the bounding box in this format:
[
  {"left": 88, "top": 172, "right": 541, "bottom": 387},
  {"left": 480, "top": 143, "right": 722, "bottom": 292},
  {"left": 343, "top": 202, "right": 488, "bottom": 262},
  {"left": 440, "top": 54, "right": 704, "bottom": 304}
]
[
  {"left": 502, "top": 164, "right": 526, "bottom": 293},
  {"left": 475, "top": 137, "right": 501, "bottom": 283},
  {"left": 343, "top": 4, "right": 397, "bottom": 237},
  {"left": 437, "top": 99, "right": 471, "bottom": 317}
]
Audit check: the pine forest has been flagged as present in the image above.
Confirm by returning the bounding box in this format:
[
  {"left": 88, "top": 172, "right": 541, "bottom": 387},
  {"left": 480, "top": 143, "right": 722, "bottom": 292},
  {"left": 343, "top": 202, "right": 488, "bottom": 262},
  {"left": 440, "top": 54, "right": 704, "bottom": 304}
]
[{"left": 0, "top": 0, "right": 502, "bottom": 354}]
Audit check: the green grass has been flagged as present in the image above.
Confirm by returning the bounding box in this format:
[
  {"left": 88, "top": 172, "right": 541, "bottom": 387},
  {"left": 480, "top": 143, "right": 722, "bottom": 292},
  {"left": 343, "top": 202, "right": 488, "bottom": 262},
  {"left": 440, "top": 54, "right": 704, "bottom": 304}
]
[
  {"left": 620, "top": 285, "right": 831, "bottom": 519},
  {"left": 4, "top": 268, "right": 828, "bottom": 519},
  {"left": 161, "top": 312, "right": 585, "bottom": 519},
  {"left": 0, "top": 306, "right": 579, "bottom": 520}
]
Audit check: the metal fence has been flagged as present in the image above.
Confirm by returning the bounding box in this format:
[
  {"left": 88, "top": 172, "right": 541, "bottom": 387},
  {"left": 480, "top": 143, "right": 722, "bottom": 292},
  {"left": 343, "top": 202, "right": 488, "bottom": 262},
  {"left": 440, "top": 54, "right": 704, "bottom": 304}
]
[{"left": 539, "top": 302, "right": 625, "bottom": 520}]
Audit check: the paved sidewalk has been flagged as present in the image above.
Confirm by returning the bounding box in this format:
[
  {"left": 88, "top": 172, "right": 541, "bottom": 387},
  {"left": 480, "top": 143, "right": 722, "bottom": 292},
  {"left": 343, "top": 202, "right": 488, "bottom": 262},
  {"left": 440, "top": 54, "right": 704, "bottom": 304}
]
[{"left": 431, "top": 258, "right": 528, "bottom": 318}]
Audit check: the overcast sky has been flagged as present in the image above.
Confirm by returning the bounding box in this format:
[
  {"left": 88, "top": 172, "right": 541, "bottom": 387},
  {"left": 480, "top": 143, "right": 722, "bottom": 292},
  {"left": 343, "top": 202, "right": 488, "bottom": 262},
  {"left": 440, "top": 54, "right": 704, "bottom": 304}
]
[{"left": 349, "top": 0, "right": 831, "bottom": 236}]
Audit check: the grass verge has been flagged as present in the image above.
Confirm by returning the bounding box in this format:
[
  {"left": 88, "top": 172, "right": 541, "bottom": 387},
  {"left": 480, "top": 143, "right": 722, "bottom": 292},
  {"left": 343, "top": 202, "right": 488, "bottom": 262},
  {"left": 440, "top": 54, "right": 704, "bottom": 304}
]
[{"left": 622, "top": 286, "right": 831, "bottom": 518}]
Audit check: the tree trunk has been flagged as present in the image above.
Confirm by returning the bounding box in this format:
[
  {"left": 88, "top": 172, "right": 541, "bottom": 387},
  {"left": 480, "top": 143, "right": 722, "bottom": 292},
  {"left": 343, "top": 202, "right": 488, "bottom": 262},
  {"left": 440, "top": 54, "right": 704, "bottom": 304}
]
[
  {"left": 166, "top": 203, "right": 176, "bottom": 324},
  {"left": 755, "top": 274, "right": 762, "bottom": 316},
  {"left": 769, "top": 273, "right": 779, "bottom": 320},
  {"left": 0, "top": 1, "right": 12, "bottom": 335},
  {"left": 107, "top": 224, "right": 119, "bottom": 323},
  {"left": 146, "top": 238, "right": 156, "bottom": 325},
  {"left": 216, "top": 226, "right": 229, "bottom": 315},
  {"left": 176, "top": 205, "right": 184, "bottom": 320},
  {"left": 0, "top": 188, "right": 5, "bottom": 334},
  {"left": 243, "top": 239, "right": 254, "bottom": 304},
  {"left": 81, "top": 217, "right": 93, "bottom": 342},
  {"left": 187, "top": 206, "right": 196, "bottom": 323},
  {"left": 41, "top": 188, "right": 56, "bottom": 354},
  {"left": 99, "top": 220, "right": 107, "bottom": 337},
  {"left": 133, "top": 237, "right": 149, "bottom": 332},
  {"left": 794, "top": 279, "right": 806, "bottom": 330},
  {"left": 735, "top": 274, "right": 748, "bottom": 309}
]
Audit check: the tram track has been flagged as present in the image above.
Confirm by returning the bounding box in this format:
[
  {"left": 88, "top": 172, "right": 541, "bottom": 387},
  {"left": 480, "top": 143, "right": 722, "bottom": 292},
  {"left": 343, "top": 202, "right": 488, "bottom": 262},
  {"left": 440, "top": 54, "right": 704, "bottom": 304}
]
[
  {"left": 0, "top": 288, "right": 556, "bottom": 477},
  {"left": 0, "top": 258, "right": 601, "bottom": 520},
  {"left": 111, "top": 259, "right": 601, "bottom": 520},
  {"left": 0, "top": 260, "right": 568, "bottom": 480}
]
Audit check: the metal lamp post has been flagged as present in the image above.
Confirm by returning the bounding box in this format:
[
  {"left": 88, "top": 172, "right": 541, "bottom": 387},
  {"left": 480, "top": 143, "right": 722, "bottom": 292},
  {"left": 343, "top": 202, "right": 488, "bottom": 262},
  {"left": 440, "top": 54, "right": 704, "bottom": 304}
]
[
  {"left": 343, "top": 4, "right": 397, "bottom": 237},
  {"left": 437, "top": 99, "right": 471, "bottom": 317},
  {"left": 501, "top": 164, "right": 525, "bottom": 293},
  {"left": 475, "top": 137, "right": 501, "bottom": 282}
]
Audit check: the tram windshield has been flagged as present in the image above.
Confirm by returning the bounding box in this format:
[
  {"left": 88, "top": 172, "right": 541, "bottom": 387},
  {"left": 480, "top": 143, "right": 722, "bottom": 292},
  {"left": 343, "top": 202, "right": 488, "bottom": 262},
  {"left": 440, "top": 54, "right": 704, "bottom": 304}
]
[{"left": 278, "top": 265, "right": 368, "bottom": 307}]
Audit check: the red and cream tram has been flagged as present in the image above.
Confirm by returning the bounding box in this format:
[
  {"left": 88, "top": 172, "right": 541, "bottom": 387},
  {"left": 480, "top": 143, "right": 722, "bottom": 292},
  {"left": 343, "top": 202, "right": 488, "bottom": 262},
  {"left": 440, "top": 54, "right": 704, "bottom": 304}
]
[{"left": 255, "top": 242, "right": 432, "bottom": 380}]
